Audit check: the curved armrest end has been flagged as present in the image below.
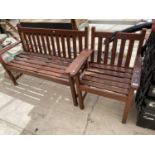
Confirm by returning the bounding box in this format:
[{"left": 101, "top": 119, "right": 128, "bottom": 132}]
[{"left": 65, "top": 49, "right": 93, "bottom": 76}]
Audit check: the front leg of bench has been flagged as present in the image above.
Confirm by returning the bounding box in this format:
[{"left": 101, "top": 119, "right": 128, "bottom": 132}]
[{"left": 66, "top": 49, "right": 93, "bottom": 107}]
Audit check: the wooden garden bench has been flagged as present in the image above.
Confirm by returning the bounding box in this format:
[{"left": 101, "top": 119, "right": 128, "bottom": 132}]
[
  {"left": 0, "top": 24, "right": 89, "bottom": 106},
  {"left": 66, "top": 27, "right": 146, "bottom": 123}
]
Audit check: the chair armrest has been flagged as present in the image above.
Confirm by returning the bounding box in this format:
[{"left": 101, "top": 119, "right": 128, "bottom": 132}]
[
  {"left": 131, "top": 55, "right": 142, "bottom": 89},
  {"left": 65, "top": 49, "right": 93, "bottom": 76},
  {"left": 0, "top": 40, "right": 21, "bottom": 56}
]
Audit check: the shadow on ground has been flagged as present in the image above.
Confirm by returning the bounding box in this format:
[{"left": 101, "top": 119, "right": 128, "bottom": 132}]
[{"left": 0, "top": 66, "right": 155, "bottom": 135}]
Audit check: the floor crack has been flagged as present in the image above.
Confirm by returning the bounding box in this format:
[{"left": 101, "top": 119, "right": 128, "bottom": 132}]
[{"left": 83, "top": 96, "right": 99, "bottom": 135}]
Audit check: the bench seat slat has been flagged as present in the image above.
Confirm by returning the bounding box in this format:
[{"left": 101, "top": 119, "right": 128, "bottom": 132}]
[{"left": 5, "top": 53, "right": 71, "bottom": 84}]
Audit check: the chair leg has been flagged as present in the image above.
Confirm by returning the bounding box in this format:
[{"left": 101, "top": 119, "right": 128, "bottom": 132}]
[
  {"left": 3, "top": 65, "right": 18, "bottom": 86},
  {"left": 122, "top": 88, "right": 134, "bottom": 123},
  {"left": 75, "top": 75, "right": 84, "bottom": 110},
  {"left": 69, "top": 76, "right": 78, "bottom": 106}
]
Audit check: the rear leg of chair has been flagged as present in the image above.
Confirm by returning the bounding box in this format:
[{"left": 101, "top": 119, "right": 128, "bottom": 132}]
[
  {"left": 3, "top": 65, "right": 18, "bottom": 86},
  {"left": 69, "top": 76, "right": 78, "bottom": 106},
  {"left": 75, "top": 75, "right": 84, "bottom": 110},
  {"left": 122, "top": 88, "right": 134, "bottom": 123}
]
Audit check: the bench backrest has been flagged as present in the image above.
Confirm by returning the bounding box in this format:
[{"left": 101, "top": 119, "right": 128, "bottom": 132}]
[
  {"left": 17, "top": 24, "right": 88, "bottom": 59},
  {"left": 90, "top": 27, "right": 146, "bottom": 68}
]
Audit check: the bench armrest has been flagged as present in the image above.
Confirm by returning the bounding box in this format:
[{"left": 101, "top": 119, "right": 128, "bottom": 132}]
[
  {"left": 65, "top": 49, "right": 93, "bottom": 76},
  {"left": 131, "top": 55, "right": 142, "bottom": 89},
  {"left": 0, "top": 40, "right": 21, "bottom": 56}
]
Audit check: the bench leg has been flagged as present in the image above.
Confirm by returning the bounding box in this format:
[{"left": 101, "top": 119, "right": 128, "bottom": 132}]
[
  {"left": 75, "top": 75, "right": 84, "bottom": 110},
  {"left": 122, "top": 88, "right": 134, "bottom": 123},
  {"left": 3, "top": 65, "right": 18, "bottom": 86},
  {"left": 69, "top": 76, "right": 78, "bottom": 106}
]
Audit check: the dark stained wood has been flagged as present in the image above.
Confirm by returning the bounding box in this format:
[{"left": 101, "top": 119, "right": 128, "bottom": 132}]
[
  {"left": 45, "top": 35, "right": 52, "bottom": 55},
  {"left": 110, "top": 38, "right": 117, "bottom": 65},
  {"left": 84, "top": 71, "right": 131, "bottom": 84},
  {"left": 27, "top": 33, "right": 34, "bottom": 52},
  {"left": 87, "top": 67, "right": 131, "bottom": 79},
  {"left": 65, "top": 50, "right": 92, "bottom": 76},
  {"left": 66, "top": 36, "right": 71, "bottom": 59},
  {"left": 117, "top": 39, "right": 126, "bottom": 66},
  {"left": 72, "top": 34, "right": 77, "bottom": 58},
  {"left": 41, "top": 35, "right": 47, "bottom": 54},
  {"left": 80, "top": 85, "right": 127, "bottom": 102},
  {"left": 89, "top": 63, "right": 133, "bottom": 73},
  {"left": 6, "top": 64, "right": 69, "bottom": 85},
  {"left": 104, "top": 38, "right": 109, "bottom": 65},
  {"left": 82, "top": 75, "right": 130, "bottom": 89},
  {"left": 61, "top": 36, "right": 66, "bottom": 58},
  {"left": 76, "top": 74, "right": 84, "bottom": 109},
  {"left": 50, "top": 33, "right": 56, "bottom": 56},
  {"left": 84, "top": 27, "right": 88, "bottom": 49},
  {"left": 97, "top": 36, "right": 103, "bottom": 63},
  {"left": 2, "top": 24, "right": 146, "bottom": 124},
  {"left": 125, "top": 39, "right": 134, "bottom": 67},
  {"left": 72, "top": 28, "right": 146, "bottom": 123},
  {"left": 32, "top": 34, "right": 39, "bottom": 53},
  {"left": 22, "top": 33, "right": 30, "bottom": 52},
  {"left": 36, "top": 34, "right": 42, "bottom": 54},
  {"left": 91, "top": 27, "right": 95, "bottom": 62},
  {"left": 122, "top": 88, "right": 134, "bottom": 123},
  {"left": 55, "top": 34, "right": 61, "bottom": 56},
  {"left": 81, "top": 79, "right": 128, "bottom": 95},
  {"left": 79, "top": 34, "right": 82, "bottom": 52},
  {"left": 69, "top": 76, "right": 78, "bottom": 106},
  {"left": 2, "top": 24, "right": 89, "bottom": 108}
]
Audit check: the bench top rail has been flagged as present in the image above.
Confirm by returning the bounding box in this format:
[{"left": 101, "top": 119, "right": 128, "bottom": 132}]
[{"left": 17, "top": 24, "right": 88, "bottom": 59}]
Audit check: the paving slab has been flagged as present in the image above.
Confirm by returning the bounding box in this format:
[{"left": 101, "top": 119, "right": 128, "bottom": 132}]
[
  {"left": 0, "top": 119, "right": 33, "bottom": 135},
  {"left": 85, "top": 96, "right": 155, "bottom": 135}
]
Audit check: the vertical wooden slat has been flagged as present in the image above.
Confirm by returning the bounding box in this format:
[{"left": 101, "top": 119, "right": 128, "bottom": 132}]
[
  {"left": 27, "top": 33, "right": 34, "bottom": 52},
  {"left": 91, "top": 27, "right": 95, "bottom": 62},
  {"left": 36, "top": 34, "right": 42, "bottom": 54},
  {"left": 23, "top": 32, "right": 30, "bottom": 52},
  {"left": 61, "top": 36, "right": 66, "bottom": 58},
  {"left": 79, "top": 34, "right": 82, "bottom": 52},
  {"left": 73, "top": 34, "right": 77, "bottom": 58},
  {"left": 50, "top": 33, "right": 56, "bottom": 56},
  {"left": 45, "top": 35, "right": 52, "bottom": 55},
  {"left": 117, "top": 39, "right": 126, "bottom": 66},
  {"left": 125, "top": 39, "right": 134, "bottom": 67},
  {"left": 104, "top": 38, "right": 109, "bottom": 65},
  {"left": 32, "top": 34, "right": 38, "bottom": 53},
  {"left": 110, "top": 38, "right": 117, "bottom": 65},
  {"left": 30, "top": 34, "right": 36, "bottom": 53},
  {"left": 41, "top": 34, "right": 47, "bottom": 54},
  {"left": 55, "top": 34, "right": 61, "bottom": 57},
  {"left": 97, "top": 36, "right": 103, "bottom": 63},
  {"left": 84, "top": 27, "right": 88, "bottom": 49},
  {"left": 18, "top": 30, "right": 26, "bottom": 52},
  {"left": 67, "top": 36, "right": 71, "bottom": 59}
]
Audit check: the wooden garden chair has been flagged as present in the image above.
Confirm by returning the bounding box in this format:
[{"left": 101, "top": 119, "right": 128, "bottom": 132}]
[{"left": 66, "top": 27, "right": 146, "bottom": 123}]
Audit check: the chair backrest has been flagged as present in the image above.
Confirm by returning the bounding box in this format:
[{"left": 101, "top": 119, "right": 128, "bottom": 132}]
[
  {"left": 90, "top": 27, "right": 146, "bottom": 68},
  {"left": 17, "top": 24, "right": 88, "bottom": 59}
]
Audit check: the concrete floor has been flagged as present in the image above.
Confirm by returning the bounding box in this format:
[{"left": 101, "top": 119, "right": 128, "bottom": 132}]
[
  {"left": 0, "top": 65, "right": 155, "bottom": 135},
  {"left": 0, "top": 21, "right": 155, "bottom": 134}
]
